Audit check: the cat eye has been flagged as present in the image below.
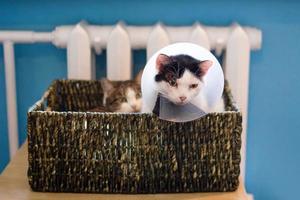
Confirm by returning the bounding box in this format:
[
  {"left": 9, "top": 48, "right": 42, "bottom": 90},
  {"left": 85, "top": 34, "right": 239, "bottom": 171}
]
[
  {"left": 110, "top": 98, "right": 119, "bottom": 104},
  {"left": 189, "top": 84, "right": 198, "bottom": 89},
  {"left": 136, "top": 92, "right": 142, "bottom": 98},
  {"left": 111, "top": 97, "right": 126, "bottom": 104},
  {"left": 169, "top": 80, "right": 177, "bottom": 87}
]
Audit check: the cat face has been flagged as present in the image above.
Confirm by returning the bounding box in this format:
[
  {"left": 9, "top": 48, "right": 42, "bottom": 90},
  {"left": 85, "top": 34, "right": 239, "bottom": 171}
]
[
  {"left": 155, "top": 54, "right": 212, "bottom": 105},
  {"left": 101, "top": 74, "right": 142, "bottom": 112}
]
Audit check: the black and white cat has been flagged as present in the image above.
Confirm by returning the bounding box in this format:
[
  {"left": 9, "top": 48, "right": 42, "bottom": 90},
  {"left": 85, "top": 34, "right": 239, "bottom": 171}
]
[{"left": 152, "top": 53, "right": 217, "bottom": 119}]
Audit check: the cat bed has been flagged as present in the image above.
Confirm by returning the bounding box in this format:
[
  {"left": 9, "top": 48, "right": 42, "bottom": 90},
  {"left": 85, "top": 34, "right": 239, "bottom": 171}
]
[{"left": 27, "top": 79, "right": 242, "bottom": 193}]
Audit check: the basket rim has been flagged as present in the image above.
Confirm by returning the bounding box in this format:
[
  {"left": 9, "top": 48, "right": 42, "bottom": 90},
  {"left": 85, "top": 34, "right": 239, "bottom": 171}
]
[{"left": 28, "top": 79, "right": 241, "bottom": 115}]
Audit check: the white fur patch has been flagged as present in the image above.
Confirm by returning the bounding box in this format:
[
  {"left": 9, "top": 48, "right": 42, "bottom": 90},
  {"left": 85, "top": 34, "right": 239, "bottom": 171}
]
[{"left": 157, "top": 70, "right": 203, "bottom": 105}]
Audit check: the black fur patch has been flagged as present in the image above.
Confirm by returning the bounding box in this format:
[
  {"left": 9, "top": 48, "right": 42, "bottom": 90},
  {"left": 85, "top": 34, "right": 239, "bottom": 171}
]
[{"left": 155, "top": 54, "right": 203, "bottom": 84}]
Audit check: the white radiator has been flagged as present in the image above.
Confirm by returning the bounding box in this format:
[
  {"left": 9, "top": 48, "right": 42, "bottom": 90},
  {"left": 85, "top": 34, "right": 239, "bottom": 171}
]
[{"left": 0, "top": 22, "right": 262, "bottom": 186}]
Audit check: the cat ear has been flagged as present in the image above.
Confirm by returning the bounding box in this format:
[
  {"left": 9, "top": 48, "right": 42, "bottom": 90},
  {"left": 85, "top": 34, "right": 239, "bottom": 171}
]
[
  {"left": 199, "top": 60, "right": 213, "bottom": 76},
  {"left": 134, "top": 69, "right": 143, "bottom": 84},
  {"left": 100, "top": 78, "right": 116, "bottom": 106},
  {"left": 100, "top": 78, "right": 114, "bottom": 94},
  {"left": 156, "top": 54, "right": 171, "bottom": 71}
]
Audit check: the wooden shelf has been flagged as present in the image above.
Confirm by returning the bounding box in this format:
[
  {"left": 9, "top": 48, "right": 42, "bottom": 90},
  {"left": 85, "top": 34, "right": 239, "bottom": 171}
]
[{"left": 0, "top": 141, "right": 253, "bottom": 200}]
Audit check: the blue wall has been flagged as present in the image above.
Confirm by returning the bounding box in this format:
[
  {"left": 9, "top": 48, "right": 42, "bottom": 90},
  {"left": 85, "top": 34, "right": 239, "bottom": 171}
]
[{"left": 1, "top": 1, "right": 300, "bottom": 199}]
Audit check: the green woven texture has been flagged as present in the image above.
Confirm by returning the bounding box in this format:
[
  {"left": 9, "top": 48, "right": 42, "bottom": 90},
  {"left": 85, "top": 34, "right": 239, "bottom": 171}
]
[{"left": 27, "top": 80, "right": 242, "bottom": 193}]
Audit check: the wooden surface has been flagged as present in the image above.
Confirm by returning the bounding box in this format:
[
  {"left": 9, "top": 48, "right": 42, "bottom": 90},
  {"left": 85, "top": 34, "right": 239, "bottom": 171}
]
[{"left": 0, "top": 141, "right": 253, "bottom": 200}]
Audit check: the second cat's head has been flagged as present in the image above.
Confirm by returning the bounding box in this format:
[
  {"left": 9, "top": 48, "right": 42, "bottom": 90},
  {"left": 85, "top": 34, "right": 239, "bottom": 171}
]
[
  {"left": 155, "top": 54, "right": 212, "bottom": 105},
  {"left": 101, "top": 70, "right": 142, "bottom": 112}
]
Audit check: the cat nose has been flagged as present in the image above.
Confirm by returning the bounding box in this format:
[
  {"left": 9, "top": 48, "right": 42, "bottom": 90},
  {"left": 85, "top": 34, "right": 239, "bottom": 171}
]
[
  {"left": 131, "top": 105, "right": 137, "bottom": 110},
  {"left": 179, "top": 96, "right": 187, "bottom": 101}
]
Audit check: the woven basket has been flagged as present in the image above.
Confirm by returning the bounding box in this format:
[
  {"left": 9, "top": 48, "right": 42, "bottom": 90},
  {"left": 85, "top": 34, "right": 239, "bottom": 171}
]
[{"left": 27, "top": 79, "right": 242, "bottom": 193}]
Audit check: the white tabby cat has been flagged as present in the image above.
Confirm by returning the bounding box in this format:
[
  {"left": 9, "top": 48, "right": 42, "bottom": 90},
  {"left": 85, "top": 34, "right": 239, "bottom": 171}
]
[{"left": 99, "top": 70, "right": 143, "bottom": 112}]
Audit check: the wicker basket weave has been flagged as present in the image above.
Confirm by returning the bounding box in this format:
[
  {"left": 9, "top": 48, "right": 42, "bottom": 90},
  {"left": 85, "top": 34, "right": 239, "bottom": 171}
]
[{"left": 27, "top": 80, "right": 242, "bottom": 193}]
